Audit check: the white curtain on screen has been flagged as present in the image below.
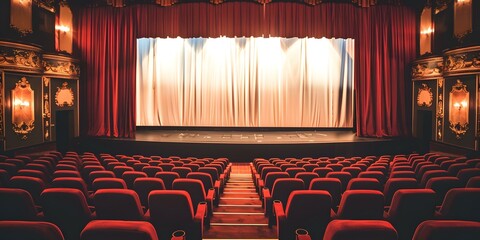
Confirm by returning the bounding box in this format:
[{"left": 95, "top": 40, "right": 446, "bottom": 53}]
[{"left": 136, "top": 37, "right": 354, "bottom": 127}]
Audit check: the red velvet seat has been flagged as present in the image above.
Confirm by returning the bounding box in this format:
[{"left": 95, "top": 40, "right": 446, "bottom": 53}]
[
  {"left": 335, "top": 190, "right": 384, "bottom": 220},
  {"left": 425, "top": 177, "right": 463, "bottom": 205},
  {"left": 295, "top": 172, "right": 319, "bottom": 190},
  {"left": 9, "top": 176, "right": 46, "bottom": 204},
  {"left": 187, "top": 172, "right": 220, "bottom": 206},
  {"left": 259, "top": 172, "right": 290, "bottom": 199},
  {"left": 133, "top": 177, "right": 166, "bottom": 207},
  {"left": 313, "top": 167, "right": 334, "bottom": 177},
  {"left": 41, "top": 188, "right": 94, "bottom": 240},
  {"left": 419, "top": 170, "right": 449, "bottom": 188},
  {"left": 326, "top": 172, "right": 352, "bottom": 192},
  {"left": 412, "top": 220, "right": 480, "bottom": 240},
  {"left": 16, "top": 169, "right": 50, "bottom": 183},
  {"left": 0, "top": 169, "right": 9, "bottom": 187},
  {"left": 303, "top": 164, "right": 319, "bottom": 172},
  {"left": 148, "top": 190, "right": 206, "bottom": 240},
  {"left": 133, "top": 163, "right": 150, "bottom": 172},
  {"left": 0, "top": 188, "right": 41, "bottom": 220},
  {"left": 286, "top": 167, "right": 306, "bottom": 178},
  {"left": 263, "top": 178, "right": 304, "bottom": 227},
  {"left": 416, "top": 164, "right": 442, "bottom": 181},
  {"left": 89, "top": 171, "right": 116, "bottom": 185},
  {"left": 94, "top": 189, "right": 145, "bottom": 220},
  {"left": 80, "top": 220, "right": 158, "bottom": 240},
  {"left": 92, "top": 177, "right": 128, "bottom": 190},
  {"left": 56, "top": 164, "right": 78, "bottom": 171},
  {"left": 255, "top": 166, "right": 282, "bottom": 189},
  {"left": 466, "top": 176, "right": 480, "bottom": 187},
  {"left": 53, "top": 170, "right": 82, "bottom": 179},
  {"left": 112, "top": 166, "right": 134, "bottom": 178},
  {"left": 323, "top": 220, "right": 397, "bottom": 240},
  {"left": 384, "top": 189, "right": 436, "bottom": 240},
  {"left": 456, "top": 168, "right": 480, "bottom": 186},
  {"left": 173, "top": 178, "right": 214, "bottom": 228},
  {"left": 341, "top": 167, "right": 362, "bottom": 178},
  {"left": 309, "top": 178, "right": 342, "bottom": 208},
  {"left": 122, "top": 171, "right": 148, "bottom": 189},
  {"left": 358, "top": 171, "right": 385, "bottom": 184},
  {"left": 81, "top": 165, "right": 105, "bottom": 182},
  {"left": 383, "top": 178, "right": 418, "bottom": 205},
  {"left": 0, "top": 163, "right": 19, "bottom": 176},
  {"left": 52, "top": 177, "right": 93, "bottom": 202},
  {"left": 274, "top": 190, "right": 332, "bottom": 240},
  {"left": 435, "top": 188, "right": 480, "bottom": 221},
  {"left": 155, "top": 172, "right": 180, "bottom": 190},
  {"left": 171, "top": 167, "right": 192, "bottom": 178},
  {"left": 346, "top": 178, "right": 382, "bottom": 191},
  {"left": 447, "top": 163, "right": 469, "bottom": 176},
  {"left": 0, "top": 221, "right": 64, "bottom": 240}
]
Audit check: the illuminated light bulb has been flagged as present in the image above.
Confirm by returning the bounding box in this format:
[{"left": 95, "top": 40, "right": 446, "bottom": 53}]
[
  {"left": 453, "top": 102, "right": 461, "bottom": 109},
  {"left": 461, "top": 101, "right": 468, "bottom": 108},
  {"left": 55, "top": 25, "right": 70, "bottom": 32},
  {"left": 421, "top": 27, "right": 434, "bottom": 35}
]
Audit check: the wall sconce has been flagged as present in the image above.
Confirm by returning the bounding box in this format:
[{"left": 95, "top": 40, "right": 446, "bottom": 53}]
[
  {"left": 55, "top": 25, "right": 70, "bottom": 33},
  {"left": 449, "top": 79, "right": 469, "bottom": 139},
  {"left": 12, "top": 77, "right": 35, "bottom": 139},
  {"left": 420, "top": 27, "right": 434, "bottom": 37}
]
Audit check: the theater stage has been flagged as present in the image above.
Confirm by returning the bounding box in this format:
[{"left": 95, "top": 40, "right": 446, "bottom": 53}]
[{"left": 78, "top": 129, "right": 416, "bottom": 162}]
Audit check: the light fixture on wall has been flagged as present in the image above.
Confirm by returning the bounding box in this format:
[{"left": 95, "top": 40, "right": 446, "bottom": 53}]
[
  {"left": 420, "top": 27, "right": 434, "bottom": 37},
  {"left": 55, "top": 25, "right": 70, "bottom": 33},
  {"left": 449, "top": 79, "right": 469, "bottom": 139},
  {"left": 12, "top": 77, "right": 35, "bottom": 140}
]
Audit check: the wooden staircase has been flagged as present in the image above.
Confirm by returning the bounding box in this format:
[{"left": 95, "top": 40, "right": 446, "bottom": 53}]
[{"left": 204, "top": 163, "right": 277, "bottom": 240}]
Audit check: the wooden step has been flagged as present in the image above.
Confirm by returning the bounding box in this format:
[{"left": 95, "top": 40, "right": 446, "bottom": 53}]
[
  {"left": 203, "top": 225, "right": 276, "bottom": 239},
  {"left": 211, "top": 213, "right": 268, "bottom": 224}
]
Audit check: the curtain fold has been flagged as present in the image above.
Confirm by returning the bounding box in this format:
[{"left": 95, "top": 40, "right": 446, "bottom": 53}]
[{"left": 74, "top": 2, "right": 416, "bottom": 138}]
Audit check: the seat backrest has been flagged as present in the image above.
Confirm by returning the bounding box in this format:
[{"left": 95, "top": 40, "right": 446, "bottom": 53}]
[
  {"left": 133, "top": 177, "right": 166, "bottom": 206},
  {"left": 419, "top": 170, "right": 449, "bottom": 188},
  {"left": 52, "top": 177, "right": 90, "bottom": 197},
  {"left": 358, "top": 171, "right": 385, "bottom": 184},
  {"left": 286, "top": 190, "right": 332, "bottom": 223},
  {"left": 456, "top": 168, "right": 480, "bottom": 186},
  {"left": 271, "top": 178, "right": 305, "bottom": 205},
  {"left": 341, "top": 167, "right": 362, "bottom": 178},
  {"left": 346, "top": 178, "right": 382, "bottom": 191},
  {"left": 323, "top": 220, "right": 398, "bottom": 240},
  {"left": 466, "top": 176, "right": 480, "bottom": 188},
  {"left": 412, "top": 220, "right": 480, "bottom": 240},
  {"left": 198, "top": 167, "right": 219, "bottom": 182},
  {"left": 9, "top": 176, "right": 45, "bottom": 204},
  {"left": 309, "top": 178, "right": 342, "bottom": 206},
  {"left": 80, "top": 220, "right": 158, "bottom": 240},
  {"left": 112, "top": 166, "right": 134, "bottom": 178},
  {"left": 447, "top": 163, "right": 469, "bottom": 176},
  {"left": 173, "top": 179, "right": 206, "bottom": 212},
  {"left": 93, "top": 177, "right": 128, "bottom": 190},
  {"left": 264, "top": 172, "right": 290, "bottom": 190},
  {"left": 295, "top": 172, "right": 319, "bottom": 190},
  {"left": 148, "top": 190, "right": 194, "bottom": 227},
  {"left": 383, "top": 178, "right": 418, "bottom": 205},
  {"left": 336, "top": 190, "right": 384, "bottom": 220},
  {"left": 17, "top": 169, "right": 49, "bottom": 183},
  {"left": 122, "top": 171, "right": 148, "bottom": 189},
  {"left": 154, "top": 172, "right": 180, "bottom": 190},
  {"left": 313, "top": 167, "right": 334, "bottom": 177},
  {"left": 387, "top": 189, "right": 436, "bottom": 240},
  {"left": 326, "top": 172, "right": 352, "bottom": 192},
  {"left": 0, "top": 188, "right": 39, "bottom": 220},
  {"left": 41, "top": 188, "right": 92, "bottom": 240},
  {"left": 260, "top": 167, "right": 282, "bottom": 180},
  {"left": 171, "top": 167, "right": 192, "bottom": 178},
  {"left": 187, "top": 172, "right": 214, "bottom": 191},
  {"left": 0, "top": 221, "right": 65, "bottom": 240},
  {"left": 94, "top": 189, "right": 144, "bottom": 220},
  {"left": 437, "top": 188, "right": 480, "bottom": 221},
  {"left": 425, "top": 177, "right": 463, "bottom": 205},
  {"left": 286, "top": 167, "right": 306, "bottom": 178},
  {"left": 53, "top": 170, "right": 82, "bottom": 179}
]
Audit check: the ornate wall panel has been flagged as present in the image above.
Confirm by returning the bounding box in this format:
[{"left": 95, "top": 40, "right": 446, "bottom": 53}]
[
  {"left": 412, "top": 57, "right": 443, "bottom": 80},
  {"left": 443, "top": 46, "right": 480, "bottom": 75},
  {"left": 0, "top": 40, "right": 79, "bottom": 151},
  {"left": 0, "top": 41, "right": 43, "bottom": 73}
]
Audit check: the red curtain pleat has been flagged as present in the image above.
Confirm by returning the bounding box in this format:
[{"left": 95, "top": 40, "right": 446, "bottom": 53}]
[{"left": 74, "top": 2, "right": 416, "bottom": 138}]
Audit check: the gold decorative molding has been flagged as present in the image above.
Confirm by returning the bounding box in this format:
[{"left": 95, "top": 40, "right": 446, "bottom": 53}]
[
  {"left": 12, "top": 77, "right": 35, "bottom": 140},
  {"left": 417, "top": 83, "right": 434, "bottom": 107},
  {"left": 448, "top": 79, "right": 469, "bottom": 139},
  {"left": 42, "top": 54, "right": 80, "bottom": 78},
  {"left": 412, "top": 57, "right": 443, "bottom": 79},
  {"left": 0, "top": 41, "right": 43, "bottom": 73},
  {"left": 444, "top": 46, "right": 480, "bottom": 75},
  {"left": 42, "top": 77, "right": 51, "bottom": 141},
  {"left": 55, "top": 82, "right": 74, "bottom": 107},
  {"left": 436, "top": 78, "right": 444, "bottom": 141}
]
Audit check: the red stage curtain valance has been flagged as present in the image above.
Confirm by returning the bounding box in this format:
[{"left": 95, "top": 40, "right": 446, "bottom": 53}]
[{"left": 74, "top": 2, "right": 416, "bottom": 138}]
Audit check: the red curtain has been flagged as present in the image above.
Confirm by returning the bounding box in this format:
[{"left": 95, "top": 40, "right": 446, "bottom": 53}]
[{"left": 74, "top": 2, "right": 416, "bottom": 138}]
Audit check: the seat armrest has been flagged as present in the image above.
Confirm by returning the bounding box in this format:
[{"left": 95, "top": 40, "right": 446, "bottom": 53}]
[
  {"left": 206, "top": 188, "right": 215, "bottom": 215},
  {"left": 273, "top": 200, "right": 285, "bottom": 220},
  {"left": 194, "top": 202, "right": 207, "bottom": 238}
]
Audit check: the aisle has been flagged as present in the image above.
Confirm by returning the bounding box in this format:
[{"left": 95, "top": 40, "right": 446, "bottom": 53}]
[{"left": 203, "top": 163, "right": 277, "bottom": 240}]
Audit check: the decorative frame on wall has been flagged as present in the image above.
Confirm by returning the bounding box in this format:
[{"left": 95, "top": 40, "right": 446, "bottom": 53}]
[
  {"left": 43, "top": 76, "right": 50, "bottom": 141},
  {"left": 55, "top": 81, "right": 74, "bottom": 107},
  {"left": 417, "top": 83, "right": 434, "bottom": 107},
  {"left": 11, "top": 77, "right": 35, "bottom": 139}
]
